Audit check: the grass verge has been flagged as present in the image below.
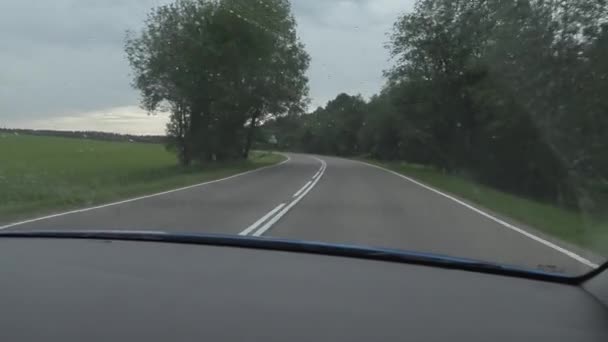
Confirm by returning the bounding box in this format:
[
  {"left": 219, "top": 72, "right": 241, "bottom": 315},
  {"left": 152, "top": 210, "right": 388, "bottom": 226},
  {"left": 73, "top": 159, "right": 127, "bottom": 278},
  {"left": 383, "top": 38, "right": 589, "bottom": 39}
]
[
  {"left": 0, "top": 134, "right": 284, "bottom": 223},
  {"left": 364, "top": 159, "right": 608, "bottom": 257}
]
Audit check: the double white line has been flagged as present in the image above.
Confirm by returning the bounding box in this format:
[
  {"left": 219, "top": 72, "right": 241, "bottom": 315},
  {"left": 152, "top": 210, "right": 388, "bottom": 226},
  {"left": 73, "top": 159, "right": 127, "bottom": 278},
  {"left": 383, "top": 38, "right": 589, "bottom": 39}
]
[{"left": 240, "top": 157, "right": 327, "bottom": 237}]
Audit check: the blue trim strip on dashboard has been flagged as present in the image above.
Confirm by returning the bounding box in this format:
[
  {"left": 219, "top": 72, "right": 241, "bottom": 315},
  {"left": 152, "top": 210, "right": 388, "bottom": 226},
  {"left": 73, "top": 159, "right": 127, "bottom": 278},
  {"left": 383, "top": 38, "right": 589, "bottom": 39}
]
[{"left": 0, "top": 230, "right": 588, "bottom": 284}]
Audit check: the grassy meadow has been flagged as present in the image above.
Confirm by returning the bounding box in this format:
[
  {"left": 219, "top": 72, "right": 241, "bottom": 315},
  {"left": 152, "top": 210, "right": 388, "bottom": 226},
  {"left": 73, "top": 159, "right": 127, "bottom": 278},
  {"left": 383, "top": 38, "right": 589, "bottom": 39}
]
[{"left": 0, "top": 134, "right": 283, "bottom": 223}]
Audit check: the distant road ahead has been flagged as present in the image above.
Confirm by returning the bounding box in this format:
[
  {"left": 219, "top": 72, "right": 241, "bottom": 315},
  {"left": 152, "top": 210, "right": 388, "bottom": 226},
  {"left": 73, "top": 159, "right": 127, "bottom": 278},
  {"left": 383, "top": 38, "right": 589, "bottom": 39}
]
[{"left": 1, "top": 153, "right": 597, "bottom": 274}]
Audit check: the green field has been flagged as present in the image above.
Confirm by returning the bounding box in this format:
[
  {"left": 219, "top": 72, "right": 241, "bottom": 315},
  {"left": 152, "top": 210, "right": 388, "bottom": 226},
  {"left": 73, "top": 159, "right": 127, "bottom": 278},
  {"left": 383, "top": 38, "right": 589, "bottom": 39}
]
[
  {"left": 366, "top": 160, "right": 608, "bottom": 256},
  {"left": 0, "top": 134, "right": 284, "bottom": 223}
]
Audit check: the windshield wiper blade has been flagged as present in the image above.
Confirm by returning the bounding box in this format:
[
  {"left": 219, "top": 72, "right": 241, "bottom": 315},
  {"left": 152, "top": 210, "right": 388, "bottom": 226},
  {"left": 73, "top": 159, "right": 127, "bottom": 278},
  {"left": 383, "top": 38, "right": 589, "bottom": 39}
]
[{"left": 0, "top": 230, "right": 577, "bottom": 284}]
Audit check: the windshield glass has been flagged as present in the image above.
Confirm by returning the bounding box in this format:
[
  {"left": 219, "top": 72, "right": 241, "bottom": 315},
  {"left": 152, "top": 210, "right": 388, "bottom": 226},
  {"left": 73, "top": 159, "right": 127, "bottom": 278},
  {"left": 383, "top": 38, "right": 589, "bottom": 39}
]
[{"left": 1, "top": 0, "right": 607, "bottom": 276}]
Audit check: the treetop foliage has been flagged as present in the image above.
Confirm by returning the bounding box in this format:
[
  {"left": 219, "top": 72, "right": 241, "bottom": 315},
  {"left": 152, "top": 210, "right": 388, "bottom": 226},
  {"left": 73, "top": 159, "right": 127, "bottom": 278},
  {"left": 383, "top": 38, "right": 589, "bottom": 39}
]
[{"left": 125, "top": 0, "right": 309, "bottom": 164}]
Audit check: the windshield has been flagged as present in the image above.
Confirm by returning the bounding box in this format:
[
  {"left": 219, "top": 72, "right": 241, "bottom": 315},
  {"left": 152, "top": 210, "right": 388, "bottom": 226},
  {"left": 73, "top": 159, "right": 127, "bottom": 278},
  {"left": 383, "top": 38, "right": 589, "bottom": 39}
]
[{"left": 1, "top": 0, "right": 606, "bottom": 276}]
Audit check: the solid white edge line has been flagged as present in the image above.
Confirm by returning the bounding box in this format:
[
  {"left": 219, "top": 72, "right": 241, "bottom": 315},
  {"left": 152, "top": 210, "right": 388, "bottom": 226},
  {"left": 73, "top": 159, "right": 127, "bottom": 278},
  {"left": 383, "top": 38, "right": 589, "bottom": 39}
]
[
  {"left": 292, "top": 181, "right": 312, "bottom": 198},
  {"left": 0, "top": 153, "right": 291, "bottom": 230},
  {"left": 253, "top": 157, "right": 326, "bottom": 237},
  {"left": 356, "top": 160, "right": 599, "bottom": 269},
  {"left": 239, "top": 203, "right": 286, "bottom": 236}
]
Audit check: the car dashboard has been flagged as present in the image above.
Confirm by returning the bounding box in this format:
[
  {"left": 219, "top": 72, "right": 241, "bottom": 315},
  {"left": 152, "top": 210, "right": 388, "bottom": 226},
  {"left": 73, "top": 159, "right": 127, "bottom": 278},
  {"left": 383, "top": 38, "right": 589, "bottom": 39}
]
[{"left": 0, "top": 235, "right": 606, "bottom": 341}]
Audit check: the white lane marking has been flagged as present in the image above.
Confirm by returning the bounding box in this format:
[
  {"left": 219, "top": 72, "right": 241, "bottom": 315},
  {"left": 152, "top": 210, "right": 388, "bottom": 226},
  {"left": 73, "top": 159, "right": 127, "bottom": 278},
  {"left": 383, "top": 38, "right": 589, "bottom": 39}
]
[
  {"left": 292, "top": 181, "right": 312, "bottom": 198},
  {"left": 312, "top": 170, "right": 321, "bottom": 179},
  {"left": 0, "top": 154, "right": 291, "bottom": 230},
  {"left": 356, "top": 160, "right": 599, "bottom": 268},
  {"left": 239, "top": 203, "right": 286, "bottom": 236},
  {"left": 252, "top": 157, "right": 326, "bottom": 237}
]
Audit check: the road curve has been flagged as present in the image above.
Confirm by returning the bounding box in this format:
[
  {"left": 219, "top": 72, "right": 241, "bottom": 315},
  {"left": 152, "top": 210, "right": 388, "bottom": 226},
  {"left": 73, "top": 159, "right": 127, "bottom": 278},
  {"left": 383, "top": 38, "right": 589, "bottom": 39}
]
[
  {"left": 2, "top": 152, "right": 595, "bottom": 274},
  {"left": 270, "top": 155, "right": 593, "bottom": 274}
]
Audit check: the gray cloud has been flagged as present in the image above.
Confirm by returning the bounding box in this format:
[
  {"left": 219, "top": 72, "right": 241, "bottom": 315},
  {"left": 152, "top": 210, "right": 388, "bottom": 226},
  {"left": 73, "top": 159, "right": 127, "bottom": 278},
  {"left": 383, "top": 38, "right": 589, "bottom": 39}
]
[{"left": 1, "top": 0, "right": 414, "bottom": 132}]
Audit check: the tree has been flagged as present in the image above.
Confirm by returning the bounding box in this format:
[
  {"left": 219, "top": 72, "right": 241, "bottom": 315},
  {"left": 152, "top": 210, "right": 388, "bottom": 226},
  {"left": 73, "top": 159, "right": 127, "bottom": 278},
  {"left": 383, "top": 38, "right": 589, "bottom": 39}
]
[
  {"left": 382, "top": 0, "right": 608, "bottom": 207},
  {"left": 257, "top": 0, "right": 608, "bottom": 213},
  {"left": 125, "top": 0, "right": 309, "bottom": 164},
  {"left": 270, "top": 0, "right": 607, "bottom": 210}
]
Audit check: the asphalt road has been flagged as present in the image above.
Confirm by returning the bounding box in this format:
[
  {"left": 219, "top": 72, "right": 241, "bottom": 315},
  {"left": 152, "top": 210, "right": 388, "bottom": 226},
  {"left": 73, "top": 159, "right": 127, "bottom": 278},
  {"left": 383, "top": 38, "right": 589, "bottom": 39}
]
[{"left": 1, "top": 153, "right": 597, "bottom": 274}]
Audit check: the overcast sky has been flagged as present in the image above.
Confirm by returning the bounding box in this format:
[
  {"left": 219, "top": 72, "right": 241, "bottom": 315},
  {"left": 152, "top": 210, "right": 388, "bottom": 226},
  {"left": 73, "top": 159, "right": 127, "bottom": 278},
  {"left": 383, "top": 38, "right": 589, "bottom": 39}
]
[{"left": 0, "top": 0, "right": 415, "bottom": 134}]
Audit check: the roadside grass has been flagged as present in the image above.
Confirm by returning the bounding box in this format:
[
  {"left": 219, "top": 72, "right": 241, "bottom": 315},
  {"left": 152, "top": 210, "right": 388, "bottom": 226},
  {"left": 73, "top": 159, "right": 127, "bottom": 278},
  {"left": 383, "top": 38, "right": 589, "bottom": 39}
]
[
  {"left": 364, "top": 159, "right": 608, "bottom": 257},
  {"left": 0, "top": 134, "right": 284, "bottom": 223}
]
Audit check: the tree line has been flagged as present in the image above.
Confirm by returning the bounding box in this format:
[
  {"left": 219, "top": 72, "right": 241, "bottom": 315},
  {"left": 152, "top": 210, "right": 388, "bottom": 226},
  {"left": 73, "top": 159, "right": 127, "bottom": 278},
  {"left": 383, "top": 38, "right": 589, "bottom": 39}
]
[
  {"left": 0, "top": 128, "right": 164, "bottom": 144},
  {"left": 261, "top": 0, "right": 608, "bottom": 211},
  {"left": 127, "top": 0, "right": 607, "bottom": 211}
]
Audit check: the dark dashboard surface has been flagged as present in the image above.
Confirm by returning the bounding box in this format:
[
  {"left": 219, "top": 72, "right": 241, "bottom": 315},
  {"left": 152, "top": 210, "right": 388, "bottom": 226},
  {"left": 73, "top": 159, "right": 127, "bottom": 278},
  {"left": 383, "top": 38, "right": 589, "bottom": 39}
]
[{"left": 0, "top": 238, "right": 606, "bottom": 341}]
